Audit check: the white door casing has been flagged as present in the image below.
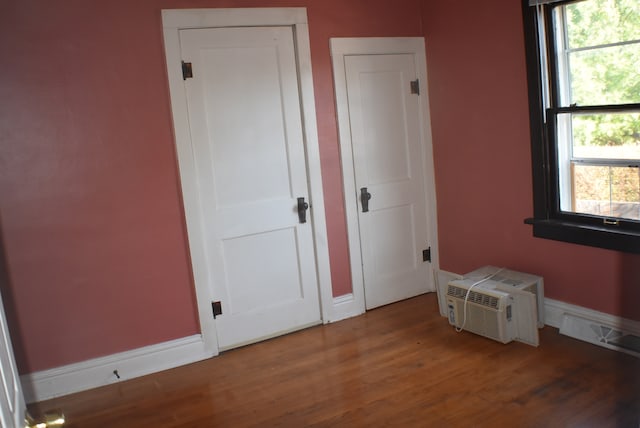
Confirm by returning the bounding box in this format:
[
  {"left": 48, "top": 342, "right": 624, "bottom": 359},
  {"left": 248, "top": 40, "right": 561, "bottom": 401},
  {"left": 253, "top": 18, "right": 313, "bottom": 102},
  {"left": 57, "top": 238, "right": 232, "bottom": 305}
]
[
  {"left": 331, "top": 38, "right": 439, "bottom": 313},
  {"left": 0, "top": 291, "right": 26, "bottom": 428},
  {"left": 162, "top": 9, "right": 333, "bottom": 353}
]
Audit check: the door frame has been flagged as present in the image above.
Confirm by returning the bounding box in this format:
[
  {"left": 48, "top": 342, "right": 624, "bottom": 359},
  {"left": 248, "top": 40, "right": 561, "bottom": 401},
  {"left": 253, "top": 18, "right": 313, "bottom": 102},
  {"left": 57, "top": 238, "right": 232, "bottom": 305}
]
[
  {"left": 330, "top": 37, "right": 440, "bottom": 316},
  {"left": 162, "top": 8, "right": 333, "bottom": 356},
  {"left": 0, "top": 289, "right": 26, "bottom": 428}
]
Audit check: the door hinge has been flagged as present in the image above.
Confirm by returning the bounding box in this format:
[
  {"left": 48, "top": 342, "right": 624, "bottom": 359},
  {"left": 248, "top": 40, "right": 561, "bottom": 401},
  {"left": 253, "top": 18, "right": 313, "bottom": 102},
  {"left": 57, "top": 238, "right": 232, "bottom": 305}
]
[
  {"left": 422, "top": 247, "right": 431, "bottom": 263},
  {"left": 410, "top": 79, "right": 420, "bottom": 95},
  {"left": 182, "top": 61, "right": 193, "bottom": 80},
  {"left": 212, "top": 301, "right": 222, "bottom": 319}
]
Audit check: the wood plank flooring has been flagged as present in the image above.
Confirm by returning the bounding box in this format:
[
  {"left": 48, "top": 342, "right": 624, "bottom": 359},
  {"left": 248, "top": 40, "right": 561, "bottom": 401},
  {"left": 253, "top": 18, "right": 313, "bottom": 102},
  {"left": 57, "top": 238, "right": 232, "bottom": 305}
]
[{"left": 29, "top": 294, "right": 640, "bottom": 427}]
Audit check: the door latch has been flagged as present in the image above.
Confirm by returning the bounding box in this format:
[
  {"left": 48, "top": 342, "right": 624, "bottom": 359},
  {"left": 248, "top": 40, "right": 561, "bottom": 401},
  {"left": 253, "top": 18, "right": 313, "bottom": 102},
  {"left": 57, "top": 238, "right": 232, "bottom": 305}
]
[
  {"left": 360, "top": 187, "right": 372, "bottom": 212},
  {"left": 297, "top": 197, "right": 309, "bottom": 223}
]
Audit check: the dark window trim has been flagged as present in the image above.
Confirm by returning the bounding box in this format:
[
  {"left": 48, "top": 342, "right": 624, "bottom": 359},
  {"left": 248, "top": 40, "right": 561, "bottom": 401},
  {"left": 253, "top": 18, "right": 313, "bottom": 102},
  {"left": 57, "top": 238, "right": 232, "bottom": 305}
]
[{"left": 520, "top": 0, "right": 640, "bottom": 254}]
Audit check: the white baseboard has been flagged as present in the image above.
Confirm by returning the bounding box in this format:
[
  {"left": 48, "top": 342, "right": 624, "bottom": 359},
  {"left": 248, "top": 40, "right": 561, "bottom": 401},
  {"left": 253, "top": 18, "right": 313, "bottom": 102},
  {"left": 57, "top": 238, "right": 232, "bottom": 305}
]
[
  {"left": 21, "top": 334, "right": 213, "bottom": 403},
  {"left": 544, "top": 297, "right": 640, "bottom": 358},
  {"left": 325, "top": 293, "right": 364, "bottom": 323},
  {"left": 544, "top": 297, "right": 640, "bottom": 333}
]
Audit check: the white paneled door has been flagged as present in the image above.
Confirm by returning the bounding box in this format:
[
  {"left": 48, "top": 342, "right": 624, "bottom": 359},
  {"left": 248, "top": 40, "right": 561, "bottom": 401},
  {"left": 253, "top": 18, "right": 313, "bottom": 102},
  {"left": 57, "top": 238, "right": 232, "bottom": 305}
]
[
  {"left": 334, "top": 40, "right": 437, "bottom": 311},
  {"left": 179, "top": 26, "right": 322, "bottom": 349},
  {"left": 0, "top": 291, "right": 26, "bottom": 428}
]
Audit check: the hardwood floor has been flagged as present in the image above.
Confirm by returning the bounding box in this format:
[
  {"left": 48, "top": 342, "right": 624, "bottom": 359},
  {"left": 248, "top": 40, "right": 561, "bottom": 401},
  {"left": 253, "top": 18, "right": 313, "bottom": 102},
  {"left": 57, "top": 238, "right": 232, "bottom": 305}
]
[{"left": 29, "top": 294, "right": 640, "bottom": 427}]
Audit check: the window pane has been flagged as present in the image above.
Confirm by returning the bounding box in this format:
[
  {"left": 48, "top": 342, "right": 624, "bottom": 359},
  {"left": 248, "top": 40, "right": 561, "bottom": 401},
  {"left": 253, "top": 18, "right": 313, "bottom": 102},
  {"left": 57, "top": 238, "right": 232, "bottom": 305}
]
[
  {"left": 572, "top": 163, "right": 640, "bottom": 220},
  {"left": 560, "top": 0, "right": 640, "bottom": 106},
  {"left": 565, "top": 0, "right": 640, "bottom": 49},
  {"left": 568, "top": 43, "right": 640, "bottom": 105},
  {"left": 567, "top": 113, "right": 640, "bottom": 160}
]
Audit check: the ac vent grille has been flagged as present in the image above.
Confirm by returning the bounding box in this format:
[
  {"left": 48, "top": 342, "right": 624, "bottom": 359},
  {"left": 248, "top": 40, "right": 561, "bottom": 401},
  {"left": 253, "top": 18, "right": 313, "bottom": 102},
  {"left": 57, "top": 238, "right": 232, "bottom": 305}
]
[{"left": 447, "top": 285, "right": 499, "bottom": 310}]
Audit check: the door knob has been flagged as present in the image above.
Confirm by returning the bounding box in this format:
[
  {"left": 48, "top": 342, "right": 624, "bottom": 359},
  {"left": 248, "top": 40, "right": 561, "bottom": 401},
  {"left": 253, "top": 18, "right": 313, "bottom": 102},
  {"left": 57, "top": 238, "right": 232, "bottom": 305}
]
[
  {"left": 297, "top": 197, "right": 309, "bottom": 223},
  {"left": 360, "top": 187, "right": 372, "bottom": 212}
]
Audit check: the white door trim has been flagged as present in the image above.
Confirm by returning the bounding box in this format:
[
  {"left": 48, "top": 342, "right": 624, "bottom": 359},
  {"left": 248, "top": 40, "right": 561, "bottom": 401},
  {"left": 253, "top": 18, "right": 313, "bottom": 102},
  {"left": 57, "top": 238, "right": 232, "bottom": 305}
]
[
  {"left": 330, "top": 37, "right": 440, "bottom": 319},
  {"left": 1, "top": 290, "right": 26, "bottom": 428},
  {"left": 161, "top": 8, "right": 333, "bottom": 352}
]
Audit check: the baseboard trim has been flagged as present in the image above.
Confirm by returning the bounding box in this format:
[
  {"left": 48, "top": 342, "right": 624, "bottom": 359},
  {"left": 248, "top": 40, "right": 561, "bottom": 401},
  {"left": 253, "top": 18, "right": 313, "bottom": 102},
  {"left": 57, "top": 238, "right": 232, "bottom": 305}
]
[
  {"left": 545, "top": 298, "right": 640, "bottom": 358},
  {"left": 326, "top": 293, "right": 364, "bottom": 323},
  {"left": 21, "top": 334, "right": 212, "bottom": 403},
  {"left": 544, "top": 297, "right": 640, "bottom": 333}
]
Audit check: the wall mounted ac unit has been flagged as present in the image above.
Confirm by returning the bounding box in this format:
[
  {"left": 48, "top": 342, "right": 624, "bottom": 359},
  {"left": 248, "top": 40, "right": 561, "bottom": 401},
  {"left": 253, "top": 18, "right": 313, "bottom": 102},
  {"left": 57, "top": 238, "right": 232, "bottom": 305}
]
[{"left": 446, "top": 278, "right": 540, "bottom": 346}]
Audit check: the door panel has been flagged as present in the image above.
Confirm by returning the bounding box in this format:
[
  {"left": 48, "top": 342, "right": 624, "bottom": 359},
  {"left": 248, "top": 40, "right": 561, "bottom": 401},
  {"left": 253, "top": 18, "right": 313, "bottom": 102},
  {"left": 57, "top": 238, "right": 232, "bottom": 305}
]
[
  {"left": 180, "top": 26, "right": 321, "bottom": 349},
  {"left": 222, "top": 228, "right": 303, "bottom": 314},
  {"left": 202, "top": 45, "right": 292, "bottom": 208},
  {"left": 358, "top": 71, "right": 412, "bottom": 185},
  {"left": 345, "top": 54, "right": 430, "bottom": 309}
]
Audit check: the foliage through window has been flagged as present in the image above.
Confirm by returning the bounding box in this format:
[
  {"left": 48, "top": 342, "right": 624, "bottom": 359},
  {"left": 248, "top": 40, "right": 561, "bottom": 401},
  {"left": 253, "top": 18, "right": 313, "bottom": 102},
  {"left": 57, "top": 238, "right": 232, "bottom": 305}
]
[{"left": 523, "top": 0, "right": 640, "bottom": 253}]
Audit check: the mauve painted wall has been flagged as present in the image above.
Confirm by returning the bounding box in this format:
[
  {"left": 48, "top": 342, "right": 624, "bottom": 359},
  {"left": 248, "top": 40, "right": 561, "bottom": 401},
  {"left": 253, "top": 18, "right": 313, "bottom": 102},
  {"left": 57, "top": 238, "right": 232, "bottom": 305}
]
[
  {"left": 0, "top": 0, "right": 423, "bottom": 373},
  {"left": 421, "top": 1, "right": 640, "bottom": 321}
]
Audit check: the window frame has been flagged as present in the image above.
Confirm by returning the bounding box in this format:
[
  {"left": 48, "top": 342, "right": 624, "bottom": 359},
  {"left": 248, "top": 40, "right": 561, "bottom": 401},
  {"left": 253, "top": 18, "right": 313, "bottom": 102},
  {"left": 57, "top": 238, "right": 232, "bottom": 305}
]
[{"left": 521, "top": 0, "right": 640, "bottom": 254}]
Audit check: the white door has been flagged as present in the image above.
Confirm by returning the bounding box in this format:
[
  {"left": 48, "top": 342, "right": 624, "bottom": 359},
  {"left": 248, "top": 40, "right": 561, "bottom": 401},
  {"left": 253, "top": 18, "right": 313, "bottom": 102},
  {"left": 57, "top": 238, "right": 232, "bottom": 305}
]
[
  {"left": 341, "top": 51, "right": 434, "bottom": 310},
  {"left": 0, "top": 291, "right": 26, "bottom": 428},
  {"left": 179, "top": 26, "right": 321, "bottom": 350}
]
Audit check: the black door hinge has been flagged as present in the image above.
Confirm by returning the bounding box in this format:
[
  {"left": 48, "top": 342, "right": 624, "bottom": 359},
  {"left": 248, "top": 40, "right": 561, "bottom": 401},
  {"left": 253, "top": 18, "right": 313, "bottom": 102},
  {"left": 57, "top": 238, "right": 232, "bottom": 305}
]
[
  {"left": 410, "top": 79, "right": 420, "bottom": 95},
  {"left": 212, "top": 301, "right": 222, "bottom": 319},
  {"left": 422, "top": 247, "right": 431, "bottom": 263},
  {"left": 182, "top": 61, "right": 193, "bottom": 80}
]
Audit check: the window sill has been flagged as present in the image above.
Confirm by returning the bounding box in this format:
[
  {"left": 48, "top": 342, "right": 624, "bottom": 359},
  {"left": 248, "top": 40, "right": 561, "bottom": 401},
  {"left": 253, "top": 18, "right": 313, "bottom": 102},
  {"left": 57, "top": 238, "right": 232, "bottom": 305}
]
[{"left": 524, "top": 218, "right": 640, "bottom": 254}]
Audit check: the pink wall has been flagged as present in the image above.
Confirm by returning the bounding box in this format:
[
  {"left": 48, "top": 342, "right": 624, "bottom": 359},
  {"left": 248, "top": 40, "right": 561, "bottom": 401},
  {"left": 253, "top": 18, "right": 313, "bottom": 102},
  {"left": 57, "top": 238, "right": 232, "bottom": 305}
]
[
  {"left": 0, "top": 0, "right": 201, "bottom": 373},
  {"left": 0, "top": 0, "right": 422, "bottom": 373},
  {"left": 421, "top": 0, "right": 640, "bottom": 321}
]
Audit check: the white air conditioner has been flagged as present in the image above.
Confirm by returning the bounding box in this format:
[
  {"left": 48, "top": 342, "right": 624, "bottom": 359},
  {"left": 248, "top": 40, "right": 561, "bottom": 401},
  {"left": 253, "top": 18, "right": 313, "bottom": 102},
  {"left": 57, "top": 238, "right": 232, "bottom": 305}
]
[
  {"left": 446, "top": 279, "right": 516, "bottom": 344},
  {"left": 434, "top": 269, "right": 463, "bottom": 318},
  {"left": 446, "top": 278, "right": 540, "bottom": 346},
  {"left": 464, "top": 266, "right": 545, "bottom": 328}
]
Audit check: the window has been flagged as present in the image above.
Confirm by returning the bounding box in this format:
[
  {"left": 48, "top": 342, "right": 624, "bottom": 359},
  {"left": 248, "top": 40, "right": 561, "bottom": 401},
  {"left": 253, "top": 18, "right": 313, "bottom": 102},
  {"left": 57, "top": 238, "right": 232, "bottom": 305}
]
[{"left": 522, "top": 0, "right": 640, "bottom": 253}]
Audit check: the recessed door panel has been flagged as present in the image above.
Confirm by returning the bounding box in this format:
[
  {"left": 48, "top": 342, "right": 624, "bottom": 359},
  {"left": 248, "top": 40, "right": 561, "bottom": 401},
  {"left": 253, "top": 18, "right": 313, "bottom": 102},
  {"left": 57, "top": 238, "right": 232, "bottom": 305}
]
[
  {"left": 358, "top": 70, "right": 412, "bottom": 185},
  {"left": 202, "top": 45, "right": 291, "bottom": 207},
  {"left": 222, "top": 227, "right": 303, "bottom": 315},
  {"left": 368, "top": 205, "right": 417, "bottom": 276}
]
